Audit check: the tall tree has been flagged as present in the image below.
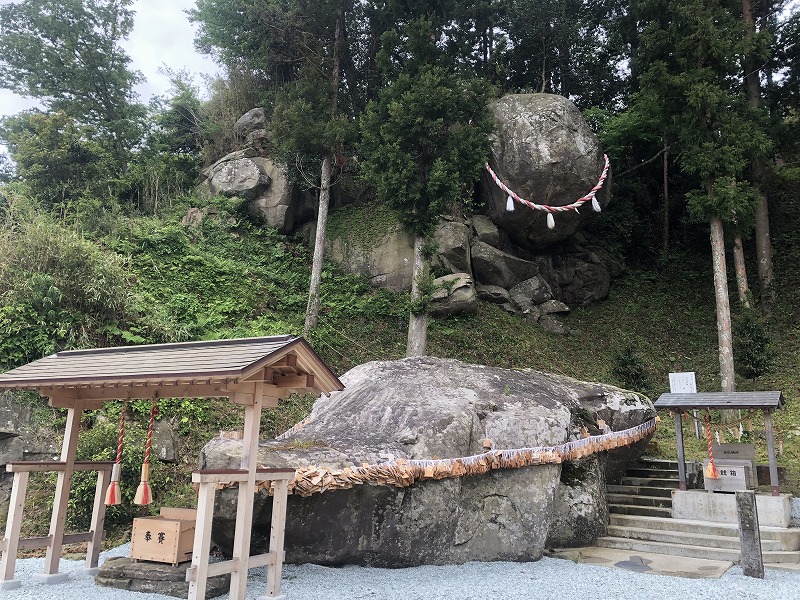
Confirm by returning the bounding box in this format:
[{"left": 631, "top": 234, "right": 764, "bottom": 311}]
[
  {"left": 0, "top": 0, "right": 143, "bottom": 154},
  {"left": 637, "top": 0, "right": 770, "bottom": 391},
  {"left": 360, "top": 19, "right": 494, "bottom": 356}
]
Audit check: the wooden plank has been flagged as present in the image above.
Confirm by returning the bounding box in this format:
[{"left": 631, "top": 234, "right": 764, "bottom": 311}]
[
  {"left": 85, "top": 468, "right": 110, "bottom": 569},
  {"left": 7, "top": 460, "right": 114, "bottom": 473},
  {"left": 655, "top": 391, "right": 784, "bottom": 410},
  {"left": 160, "top": 507, "right": 197, "bottom": 521},
  {"left": 192, "top": 469, "right": 295, "bottom": 484},
  {"left": 43, "top": 407, "right": 81, "bottom": 575},
  {"left": 186, "top": 558, "right": 239, "bottom": 581},
  {"left": 272, "top": 374, "right": 314, "bottom": 390},
  {"left": 1, "top": 471, "right": 29, "bottom": 582},
  {"left": 16, "top": 531, "right": 102, "bottom": 550}
]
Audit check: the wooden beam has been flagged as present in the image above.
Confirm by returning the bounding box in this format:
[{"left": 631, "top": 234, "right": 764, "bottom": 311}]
[
  {"left": 266, "top": 478, "right": 290, "bottom": 598},
  {"left": 7, "top": 461, "right": 114, "bottom": 473},
  {"left": 764, "top": 409, "right": 780, "bottom": 496},
  {"left": 272, "top": 373, "right": 314, "bottom": 390},
  {"left": 674, "top": 411, "right": 687, "bottom": 491},
  {"left": 41, "top": 382, "right": 272, "bottom": 403},
  {"left": 186, "top": 558, "right": 239, "bottom": 581}
]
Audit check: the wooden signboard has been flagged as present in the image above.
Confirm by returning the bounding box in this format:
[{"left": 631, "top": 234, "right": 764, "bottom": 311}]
[
  {"left": 130, "top": 508, "right": 196, "bottom": 566},
  {"left": 703, "top": 460, "right": 751, "bottom": 493}
]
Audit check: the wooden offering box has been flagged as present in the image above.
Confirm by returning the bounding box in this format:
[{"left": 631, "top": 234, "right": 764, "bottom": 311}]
[{"left": 131, "top": 507, "right": 197, "bottom": 566}]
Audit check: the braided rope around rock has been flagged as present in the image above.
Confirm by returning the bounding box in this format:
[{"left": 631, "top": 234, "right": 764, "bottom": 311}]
[
  {"left": 257, "top": 416, "right": 658, "bottom": 497},
  {"left": 486, "top": 154, "right": 610, "bottom": 228}
]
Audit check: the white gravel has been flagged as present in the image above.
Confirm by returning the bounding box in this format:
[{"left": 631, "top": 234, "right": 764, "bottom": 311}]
[{"left": 3, "top": 544, "right": 800, "bottom": 600}]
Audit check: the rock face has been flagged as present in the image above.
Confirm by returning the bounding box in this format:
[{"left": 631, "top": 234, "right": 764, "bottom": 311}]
[
  {"left": 201, "top": 358, "right": 655, "bottom": 565},
  {"left": 480, "top": 94, "right": 610, "bottom": 250}
]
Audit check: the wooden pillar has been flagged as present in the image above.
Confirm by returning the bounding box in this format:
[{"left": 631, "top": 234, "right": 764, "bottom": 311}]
[
  {"left": 763, "top": 409, "right": 780, "bottom": 496},
  {"left": 79, "top": 467, "right": 111, "bottom": 574},
  {"left": 187, "top": 479, "right": 217, "bottom": 600},
  {"left": 674, "top": 411, "right": 687, "bottom": 491},
  {"left": 0, "top": 471, "right": 30, "bottom": 590},
  {"left": 265, "top": 478, "right": 289, "bottom": 599},
  {"left": 38, "top": 406, "right": 81, "bottom": 583},
  {"left": 228, "top": 384, "right": 264, "bottom": 600}
]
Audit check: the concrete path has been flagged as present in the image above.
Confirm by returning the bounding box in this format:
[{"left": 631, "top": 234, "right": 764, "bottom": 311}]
[{"left": 547, "top": 546, "right": 733, "bottom": 579}]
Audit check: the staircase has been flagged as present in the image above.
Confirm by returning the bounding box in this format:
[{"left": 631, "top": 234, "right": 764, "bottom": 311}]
[{"left": 598, "top": 457, "right": 800, "bottom": 565}]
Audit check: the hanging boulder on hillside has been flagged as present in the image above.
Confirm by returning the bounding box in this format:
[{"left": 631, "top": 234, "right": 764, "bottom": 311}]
[{"left": 480, "top": 93, "right": 611, "bottom": 250}]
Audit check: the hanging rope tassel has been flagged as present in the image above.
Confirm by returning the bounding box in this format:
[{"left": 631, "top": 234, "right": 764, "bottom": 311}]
[
  {"left": 104, "top": 399, "right": 128, "bottom": 506},
  {"left": 506, "top": 195, "right": 515, "bottom": 212},
  {"left": 704, "top": 410, "right": 720, "bottom": 479},
  {"left": 134, "top": 401, "right": 158, "bottom": 506},
  {"left": 546, "top": 212, "right": 555, "bottom": 229},
  {"left": 592, "top": 196, "right": 602, "bottom": 212}
]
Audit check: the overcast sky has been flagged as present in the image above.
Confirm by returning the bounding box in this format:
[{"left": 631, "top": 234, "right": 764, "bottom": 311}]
[{"left": 0, "top": 0, "right": 219, "bottom": 118}]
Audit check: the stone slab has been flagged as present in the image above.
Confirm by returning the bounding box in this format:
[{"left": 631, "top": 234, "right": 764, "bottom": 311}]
[
  {"left": 547, "top": 546, "right": 733, "bottom": 579},
  {"left": 672, "top": 490, "right": 792, "bottom": 528},
  {"left": 95, "top": 556, "right": 230, "bottom": 599},
  {"left": 31, "top": 572, "right": 69, "bottom": 584}
]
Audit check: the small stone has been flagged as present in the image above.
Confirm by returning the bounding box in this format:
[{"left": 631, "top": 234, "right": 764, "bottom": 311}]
[
  {"left": 539, "top": 314, "right": 569, "bottom": 335},
  {"left": 475, "top": 285, "right": 510, "bottom": 304},
  {"left": 538, "top": 300, "right": 570, "bottom": 315}
]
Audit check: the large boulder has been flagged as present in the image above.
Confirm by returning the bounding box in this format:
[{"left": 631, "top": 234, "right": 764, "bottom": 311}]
[
  {"left": 198, "top": 150, "right": 314, "bottom": 233},
  {"left": 429, "top": 273, "right": 478, "bottom": 317},
  {"left": 480, "top": 94, "right": 610, "bottom": 250},
  {"left": 201, "top": 358, "right": 655, "bottom": 566},
  {"left": 471, "top": 241, "right": 538, "bottom": 289}
]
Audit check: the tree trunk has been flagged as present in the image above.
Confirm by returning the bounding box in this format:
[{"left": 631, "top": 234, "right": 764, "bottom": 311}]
[
  {"left": 661, "top": 141, "right": 669, "bottom": 254},
  {"left": 742, "top": 0, "right": 774, "bottom": 307},
  {"left": 733, "top": 233, "right": 751, "bottom": 309},
  {"left": 303, "top": 1, "right": 344, "bottom": 336},
  {"left": 304, "top": 154, "right": 333, "bottom": 337},
  {"left": 710, "top": 214, "right": 736, "bottom": 393},
  {"left": 406, "top": 233, "right": 429, "bottom": 357}
]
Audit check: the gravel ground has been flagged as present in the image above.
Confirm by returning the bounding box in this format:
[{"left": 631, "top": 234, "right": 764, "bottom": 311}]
[{"left": 3, "top": 544, "right": 800, "bottom": 600}]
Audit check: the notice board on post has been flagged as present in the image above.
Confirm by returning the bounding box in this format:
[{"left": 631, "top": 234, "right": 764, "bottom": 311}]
[{"left": 669, "top": 371, "right": 698, "bottom": 437}]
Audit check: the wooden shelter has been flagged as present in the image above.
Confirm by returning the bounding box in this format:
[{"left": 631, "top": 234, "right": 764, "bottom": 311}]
[
  {"left": 0, "top": 335, "right": 343, "bottom": 599},
  {"left": 654, "top": 391, "right": 785, "bottom": 495}
]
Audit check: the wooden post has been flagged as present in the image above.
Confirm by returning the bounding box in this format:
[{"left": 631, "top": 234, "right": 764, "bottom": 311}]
[
  {"left": 187, "top": 480, "right": 217, "bottom": 600},
  {"left": 763, "top": 409, "right": 780, "bottom": 496},
  {"left": 38, "top": 406, "right": 81, "bottom": 583},
  {"left": 79, "top": 467, "right": 111, "bottom": 574},
  {"left": 228, "top": 384, "right": 264, "bottom": 600},
  {"left": 264, "top": 479, "right": 290, "bottom": 599},
  {"left": 0, "top": 471, "right": 30, "bottom": 590},
  {"left": 736, "top": 490, "right": 764, "bottom": 578},
  {"left": 674, "top": 411, "right": 687, "bottom": 491}
]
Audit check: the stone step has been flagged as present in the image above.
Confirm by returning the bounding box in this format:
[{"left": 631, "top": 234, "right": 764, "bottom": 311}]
[
  {"left": 606, "top": 485, "right": 675, "bottom": 498},
  {"left": 596, "top": 536, "right": 800, "bottom": 564},
  {"left": 607, "top": 503, "right": 673, "bottom": 518},
  {"left": 606, "top": 525, "right": 785, "bottom": 551},
  {"left": 606, "top": 493, "right": 672, "bottom": 508},
  {"left": 609, "top": 514, "right": 800, "bottom": 550},
  {"left": 638, "top": 457, "right": 683, "bottom": 469},
  {"left": 625, "top": 468, "right": 679, "bottom": 479},
  {"left": 620, "top": 476, "right": 681, "bottom": 488}
]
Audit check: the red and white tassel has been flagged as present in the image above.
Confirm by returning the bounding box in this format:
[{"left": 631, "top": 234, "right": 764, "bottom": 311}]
[
  {"left": 104, "top": 399, "right": 127, "bottom": 506},
  {"left": 134, "top": 402, "right": 158, "bottom": 506}
]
